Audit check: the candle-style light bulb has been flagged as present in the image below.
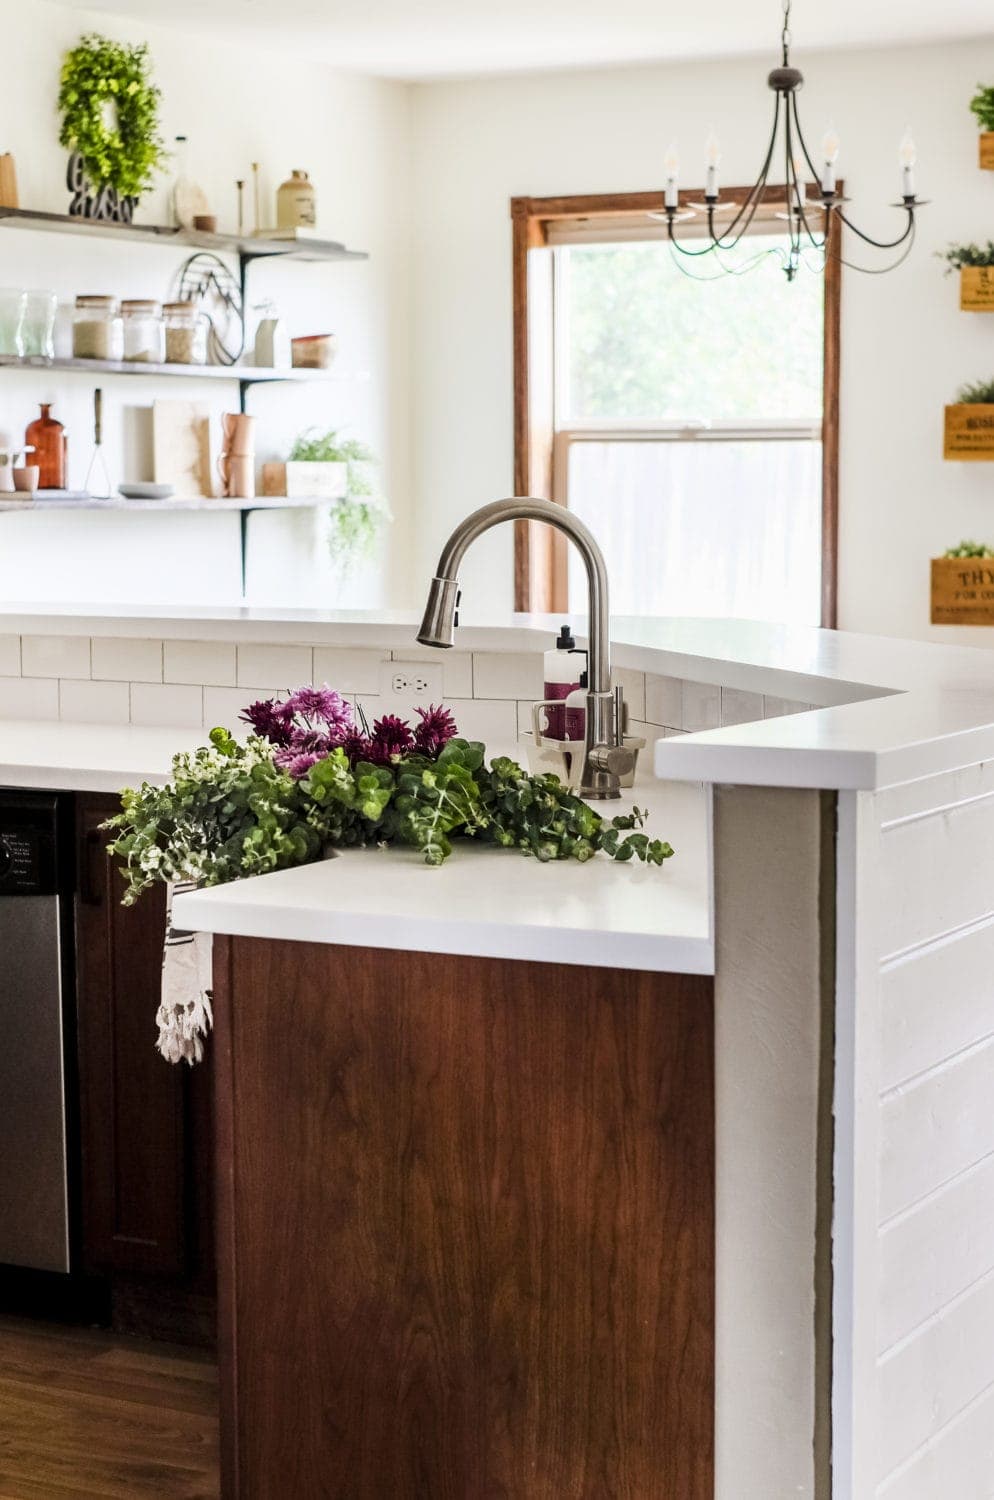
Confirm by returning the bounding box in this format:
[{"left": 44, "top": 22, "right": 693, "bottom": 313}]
[
  {"left": 664, "top": 142, "right": 680, "bottom": 209},
  {"left": 899, "top": 127, "right": 917, "bottom": 199},
  {"left": 705, "top": 131, "right": 721, "bottom": 198},
  {"left": 821, "top": 124, "right": 840, "bottom": 196}
]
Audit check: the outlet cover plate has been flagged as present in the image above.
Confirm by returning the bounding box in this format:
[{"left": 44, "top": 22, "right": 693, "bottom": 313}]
[{"left": 380, "top": 659, "right": 444, "bottom": 701}]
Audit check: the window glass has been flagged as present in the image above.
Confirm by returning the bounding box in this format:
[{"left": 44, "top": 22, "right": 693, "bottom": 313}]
[
  {"left": 566, "top": 438, "right": 823, "bottom": 625},
  {"left": 561, "top": 237, "right": 824, "bottom": 424}
]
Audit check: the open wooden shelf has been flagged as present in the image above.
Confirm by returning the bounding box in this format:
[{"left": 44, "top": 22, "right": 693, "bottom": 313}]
[
  {"left": 0, "top": 493, "right": 335, "bottom": 514},
  {"left": 0, "top": 207, "right": 367, "bottom": 263},
  {"left": 0, "top": 354, "right": 355, "bottom": 385}
]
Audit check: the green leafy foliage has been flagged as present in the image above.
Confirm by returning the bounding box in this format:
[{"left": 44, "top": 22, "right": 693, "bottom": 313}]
[
  {"left": 58, "top": 33, "right": 166, "bottom": 197},
  {"left": 944, "top": 540, "right": 994, "bottom": 558},
  {"left": 941, "top": 241, "right": 994, "bottom": 272},
  {"left": 955, "top": 378, "right": 994, "bottom": 405},
  {"left": 106, "top": 732, "right": 674, "bottom": 901},
  {"left": 969, "top": 84, "right": 994, "bottom": 133},
  {"left": 288, "top": 428, "right": 388, "bottom": 576}
]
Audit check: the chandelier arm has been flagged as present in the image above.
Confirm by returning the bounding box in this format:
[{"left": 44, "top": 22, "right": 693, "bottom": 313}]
[
  {"left": 835, "top": 207, "right": 915, "bottom": 252},
  {"left": 707, "top": 89, "right": 783, "bottom": 248},
  {"left": 789, "top": 94, "right": 826, "bottom": 190},
  {"left": 830, "top": 220, "right": 918, "bottom": 275}
]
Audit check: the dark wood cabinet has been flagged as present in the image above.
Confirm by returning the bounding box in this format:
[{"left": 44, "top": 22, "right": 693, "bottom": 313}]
[
  {"left": 214, "top": 935, "right": 714, "bottom": 1499},
  {"left": 74, "top": 794, "right": 214, "bottom": 1325}
]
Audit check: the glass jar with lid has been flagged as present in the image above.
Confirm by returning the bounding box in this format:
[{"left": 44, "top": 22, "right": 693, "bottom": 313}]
[
  {"left": 163, "top": 301, "right": 208, "bottom": 365},
  {"left": 73, "top": 295, "right": 123, "bottom": 361},
  {"left": 121, "top": 299, "right": 165, "bottom": 363}
]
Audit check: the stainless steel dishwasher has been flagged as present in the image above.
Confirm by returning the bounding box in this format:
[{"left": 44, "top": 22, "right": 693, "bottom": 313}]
[{"left": 0, "top": 792, "right": 74, "bottom": 1273}]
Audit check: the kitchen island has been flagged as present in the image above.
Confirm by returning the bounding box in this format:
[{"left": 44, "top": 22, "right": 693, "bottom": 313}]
[{"left": 4, "top": 607, "right": 994, "bottom": 1497}]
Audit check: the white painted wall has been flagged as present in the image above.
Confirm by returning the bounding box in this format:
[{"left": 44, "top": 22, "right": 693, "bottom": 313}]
[
  {"left": 0, "top": 0, "right": 412, "bottom": 609},
  {"left": 408, "top": 37, "right": 994, "bottom": 642}
]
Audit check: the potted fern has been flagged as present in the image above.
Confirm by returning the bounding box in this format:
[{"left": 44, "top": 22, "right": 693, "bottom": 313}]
[
  {"left": 942, "top": 242, "right": 994, "bottom": 310},
  {"left": 944, "top": 379, "right": 994, "bottom": 461},
  {"left": 970, "top": 84, "right": 994, "bottom": 169}
]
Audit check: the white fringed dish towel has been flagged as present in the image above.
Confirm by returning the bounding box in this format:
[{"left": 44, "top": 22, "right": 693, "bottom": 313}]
[{"left": 158, "top": 880, "right": 213, "bottom": 1065}]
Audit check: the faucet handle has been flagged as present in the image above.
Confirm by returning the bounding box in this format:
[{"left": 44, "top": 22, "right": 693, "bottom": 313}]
[{"left": 588, "top": 743, "right": 637, "bottom": 778}]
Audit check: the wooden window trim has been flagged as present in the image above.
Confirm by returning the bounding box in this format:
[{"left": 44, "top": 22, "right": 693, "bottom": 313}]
[{"left": 511, "top": 189, "right": 842, "bottom": 628}]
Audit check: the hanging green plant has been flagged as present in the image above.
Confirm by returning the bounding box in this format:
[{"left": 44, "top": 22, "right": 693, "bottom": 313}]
[
  {"left": 58, "top": 33, "right": 166, "bottom": 199},
  {"left": 288, "top": 428, "right": 390, "bottom": 575}
]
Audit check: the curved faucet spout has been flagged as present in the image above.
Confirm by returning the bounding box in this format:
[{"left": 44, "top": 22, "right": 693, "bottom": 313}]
[
  {"left": 417, "top": 497, "right": 611, "bottom": 695},
  {"left": 417, "top": 496, "right": 629, "bottom": 798}
]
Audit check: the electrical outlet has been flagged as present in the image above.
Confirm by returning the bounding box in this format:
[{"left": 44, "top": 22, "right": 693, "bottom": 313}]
[{"left": 380, "top": 660, "right": 443, "bottom": 700}]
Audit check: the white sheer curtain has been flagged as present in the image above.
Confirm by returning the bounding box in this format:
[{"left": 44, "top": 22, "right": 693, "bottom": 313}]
[{"left": 566, "top": 438, "right": 822, "bottom": 625}]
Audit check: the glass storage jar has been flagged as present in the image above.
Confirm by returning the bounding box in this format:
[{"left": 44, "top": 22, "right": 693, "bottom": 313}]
[
  {"left": 73, "top": 296, "right": 123, "bottom": 361},
  {"left": 163, "top": 301, "right": 208, "bottom": 365},
  {"left": 122, "top": 299, "right": 165, "bottom": 363},
  {"left": 0, "top": 288, "right": 26, "bottom": 356},
  {"left": 20, "top": 290, "right": 57, "bottom": 358}
]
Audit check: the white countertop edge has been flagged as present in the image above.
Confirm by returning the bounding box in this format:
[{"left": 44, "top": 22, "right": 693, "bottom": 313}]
[{"left": 170, "top": 894, "right": 716, "bottom": 976}]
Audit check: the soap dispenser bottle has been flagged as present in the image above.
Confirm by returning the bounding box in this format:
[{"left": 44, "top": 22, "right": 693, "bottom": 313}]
[{"left": 543, "top": 624, "right": 587, "bottom": 739}]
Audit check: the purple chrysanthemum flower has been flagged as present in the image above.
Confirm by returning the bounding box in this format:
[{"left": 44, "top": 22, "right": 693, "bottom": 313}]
[
  {"left": 367, "top": 713, "right": 414, "bottom": 764},
  {"left": 283, "top": 685, "right": 353, "bottom": 734},
  {"left": 240, "top": 696, "right": 293, "bottom": 746},
  {"left": 413, "top": 703, "right": 458, "bottom": 757},
  {"left": 281, "top": 751, "right": 320, "bottom": 778},
  {"left": 288, "top": 728, "right": 332, "bottom": 755},
  {"left": 340, "top": 728, "right": 374, "bottom": 766}
]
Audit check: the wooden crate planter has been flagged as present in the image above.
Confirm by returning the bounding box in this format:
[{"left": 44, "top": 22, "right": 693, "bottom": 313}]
[
  {"left": 960, "top": 266, "right": 994, "bottom": 310},
  {"left": 980, "top": 133, "right": 994, "bottom": 170},
  {"left": 944, "top": 404, "right": 994, "bottom": 460},
  {"left": 932, "top": 557, "right": 994, "bottom": 625}
]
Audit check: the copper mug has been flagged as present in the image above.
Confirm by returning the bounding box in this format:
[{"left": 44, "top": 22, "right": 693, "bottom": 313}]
[{"left": 218, "top": 412, "right": 255, "bottom": 499}]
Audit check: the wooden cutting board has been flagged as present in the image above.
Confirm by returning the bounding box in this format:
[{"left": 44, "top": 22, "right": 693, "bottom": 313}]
[{"left": 152, "top": 400, "right": 213, "bottom": 497}]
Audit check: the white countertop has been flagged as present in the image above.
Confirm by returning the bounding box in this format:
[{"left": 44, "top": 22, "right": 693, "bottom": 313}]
[
  {"left": 5, "top": 603, "right": 994, "bottom": 790},
  {"left": 0, "top": 720, "right": 205, "bottom": 793},
  {"left": 171, "top": 779, "right": 713, "bottom": 976}
]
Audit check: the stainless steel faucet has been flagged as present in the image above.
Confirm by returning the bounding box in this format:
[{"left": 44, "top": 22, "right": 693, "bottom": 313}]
[{"left": 417, "top": 496, "right": 634, "bottom": 799}]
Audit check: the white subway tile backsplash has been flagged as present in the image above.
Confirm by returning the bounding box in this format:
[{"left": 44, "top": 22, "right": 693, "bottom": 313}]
[
  {"left": 313, "top": 648, "right": 386, "bottom": 696},
  {"left": 681, "top": 680, "right": 721, "bottom": 733},
  {"left": 91, "top": 636, "right": 162, "bottom": 683},
  {"left": 236, "top": 644, "right": 312, "bottom": 689},
  {"left": 446, "top": 698, "right": 518, "bottom": 746},
  {"left": 393, "top": 646, "right": 473, "bottom": 697},
  {"left": 21, "top": 634, "right": 90, "bottom": 680},
  {"left": 720, "top": 687, "right": 764, "bottom": 727},
  {"left": 645, "top": 673, "right": 683, "bottom": 727},
  {"left": 164, "top": 639, "right": 237, "bottom": 687},
  {"left": 131, "top": 682, "right": 203, "bottom": 728},
  {"left": 472, "top": 652, "right": 542, "bottom": 701},
  {"left": 60, "top": 678, "right": 130, "bottom": 725},
  {"left": 0, "top": 635, "right": 19, "bottom": 675},
  {"left": 613, "top": 667, "right": 646, "bottom": 722},
  {"left": 203, "top": 684, "right": 279, "bottom": 730},
  {"left": 0, "top": 676, "right": 60, "bottom": 720}
]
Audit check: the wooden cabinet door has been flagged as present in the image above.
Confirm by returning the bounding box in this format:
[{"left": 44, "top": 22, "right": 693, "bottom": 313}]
[{"left": 74, "top": 793, "right": 212, "bottom": 1281}]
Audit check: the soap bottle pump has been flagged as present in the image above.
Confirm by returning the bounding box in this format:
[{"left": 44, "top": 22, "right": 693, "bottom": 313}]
[{"left": 543, "top": 624, "right": 587, "bottom": 739}]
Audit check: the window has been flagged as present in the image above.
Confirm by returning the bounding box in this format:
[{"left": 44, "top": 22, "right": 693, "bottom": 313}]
[{"left": 511, "top": 193, "right": 840, "bottom": 626}]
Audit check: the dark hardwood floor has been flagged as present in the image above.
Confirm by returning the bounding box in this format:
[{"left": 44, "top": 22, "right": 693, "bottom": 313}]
[{"left": 0, "top": 1317, "right": 218, "bottom": 1500}]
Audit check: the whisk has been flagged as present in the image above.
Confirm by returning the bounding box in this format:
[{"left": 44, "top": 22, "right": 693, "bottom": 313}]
[{"left": 83, "top": 387, "right": 111, "bottom": 499}]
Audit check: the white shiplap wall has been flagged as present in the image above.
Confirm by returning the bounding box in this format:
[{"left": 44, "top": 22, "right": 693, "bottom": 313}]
[{"left": 836, "top": 766, "right": 994, "bottom": 1498}]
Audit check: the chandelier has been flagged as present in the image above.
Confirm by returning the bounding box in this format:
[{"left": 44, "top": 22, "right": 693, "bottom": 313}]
[{"left": 657, "top": 0, "right": 924, "bottom": 280}]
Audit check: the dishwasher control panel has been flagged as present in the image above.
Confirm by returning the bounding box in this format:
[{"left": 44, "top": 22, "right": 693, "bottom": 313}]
[{"left": 0, "top": 795, "right": 60, "bottom": 895}]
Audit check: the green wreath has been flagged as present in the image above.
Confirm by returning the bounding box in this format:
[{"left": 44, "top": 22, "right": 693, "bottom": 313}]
[{"left": 58, "top": 34, "right": 166, "bottom": 199}]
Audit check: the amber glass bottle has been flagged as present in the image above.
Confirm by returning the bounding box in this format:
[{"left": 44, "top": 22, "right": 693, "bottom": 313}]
[{"left": 25, "top": 404, "right": 66, "bottom": 490}]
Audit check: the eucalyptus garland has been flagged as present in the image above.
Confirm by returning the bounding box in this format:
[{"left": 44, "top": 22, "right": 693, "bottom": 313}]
[
  {"left": 58, "top": 33, "right": 166, "bottom": 198},
  {"left": 105, "top": 690, "right": 674, "bottom": 905}
]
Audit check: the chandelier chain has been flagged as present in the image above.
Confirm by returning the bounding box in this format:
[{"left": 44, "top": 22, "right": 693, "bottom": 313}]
[{"left": 781, "top": 0, "right": 792, "bottom": 63}]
